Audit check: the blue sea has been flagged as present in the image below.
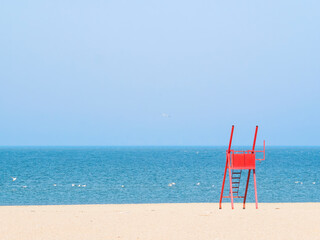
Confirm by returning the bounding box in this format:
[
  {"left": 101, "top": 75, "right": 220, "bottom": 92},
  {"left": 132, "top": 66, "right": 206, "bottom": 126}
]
[{"left": 0, "top": 146, "right": 319, "bottom": 206}]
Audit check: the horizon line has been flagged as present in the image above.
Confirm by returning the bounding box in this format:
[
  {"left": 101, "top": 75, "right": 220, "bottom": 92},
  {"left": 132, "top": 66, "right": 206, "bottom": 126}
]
[{"left": 0, "top": 145, "right": 319, "bottom": 147}]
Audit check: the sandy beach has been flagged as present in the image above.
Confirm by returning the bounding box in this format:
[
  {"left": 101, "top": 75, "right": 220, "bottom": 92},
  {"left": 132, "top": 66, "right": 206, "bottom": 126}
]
[{"left": 0, "top": 203, "right": 319, "bottom": 240}]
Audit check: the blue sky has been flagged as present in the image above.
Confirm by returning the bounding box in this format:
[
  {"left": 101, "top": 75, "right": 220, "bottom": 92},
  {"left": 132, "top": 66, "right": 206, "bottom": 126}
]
[{"left": 1, "top": 1, "right": 319, "bottom": 146}]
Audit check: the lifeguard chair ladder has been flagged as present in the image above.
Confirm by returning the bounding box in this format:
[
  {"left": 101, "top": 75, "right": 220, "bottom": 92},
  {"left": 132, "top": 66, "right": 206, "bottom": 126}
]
[{"left": 219, "top": 125, "right": 265, "bottom": 209}]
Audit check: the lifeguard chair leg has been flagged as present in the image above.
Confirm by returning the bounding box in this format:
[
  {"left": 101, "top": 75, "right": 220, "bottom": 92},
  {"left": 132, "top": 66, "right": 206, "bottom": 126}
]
[
  {"left": 219, "top": 125, "right": 234, "bottom": 209},
  {"left": 243, "top": 169, "right": 251, "bottom": 209},
  {"left": 219, "top": 159, "right": 228, "bottom": 209},
  {"left": 253, "top": 169, "right": 258, "bottom": 209},
  {"left": 228, "top": 166, "right": 234, "bottom": 209}
]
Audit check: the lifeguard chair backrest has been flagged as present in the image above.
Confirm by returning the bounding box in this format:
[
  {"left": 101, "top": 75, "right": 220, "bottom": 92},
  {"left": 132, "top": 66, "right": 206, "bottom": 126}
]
[
  {"left": 228, "top": 126, "right": 259, "bottom": 169},
  {"left": 227, "top": 125, "right": 258, "bottom": 152}
]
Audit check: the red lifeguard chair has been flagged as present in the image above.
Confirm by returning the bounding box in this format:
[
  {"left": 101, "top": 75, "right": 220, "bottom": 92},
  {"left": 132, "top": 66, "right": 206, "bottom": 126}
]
[{"left": 219, "top": 125, "right": 265, "bottom": 209}]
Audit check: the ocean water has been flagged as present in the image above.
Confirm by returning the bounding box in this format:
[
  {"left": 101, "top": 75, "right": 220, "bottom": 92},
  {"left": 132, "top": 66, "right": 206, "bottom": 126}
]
[{"left": 0, "top": 146, "right": 319, "bottom": 206}]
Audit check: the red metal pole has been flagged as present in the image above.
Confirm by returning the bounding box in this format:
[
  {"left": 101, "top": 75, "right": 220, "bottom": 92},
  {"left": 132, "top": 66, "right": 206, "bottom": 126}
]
[
  {"left": 253, "top": 169, "right": 258, "bottom": 209},
  {"left": 228, "top": 125, "right": 234, "bottom": 153},
  {"left": 219, "top": 155, "right": 228, "bottom": 209},
  {"left": 220, "top": 125, "right": 234, "bottom": 209},
  {"left": 252, "top": 126, "right": 258, "bottom": 153},
  {"left": 243, "top": 169, "right": 251, "bottom": 209},
  {"left": 228, "top": 160, "right": 234, "bottom": 209}
]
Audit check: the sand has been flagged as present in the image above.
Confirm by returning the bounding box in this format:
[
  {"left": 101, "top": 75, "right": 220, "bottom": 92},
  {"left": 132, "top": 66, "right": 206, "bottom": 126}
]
[{"left": 0, "top": 203, "right": 319, "bottom": 240}]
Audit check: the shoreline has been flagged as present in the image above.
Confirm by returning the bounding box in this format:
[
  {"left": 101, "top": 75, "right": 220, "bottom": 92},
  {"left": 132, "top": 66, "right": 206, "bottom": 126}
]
[
  {"left": 1, "top": 202, "right": 319, "bottom": 240},
  {"left": 0, "top": 201, "right": 319, "bottom": 207}
]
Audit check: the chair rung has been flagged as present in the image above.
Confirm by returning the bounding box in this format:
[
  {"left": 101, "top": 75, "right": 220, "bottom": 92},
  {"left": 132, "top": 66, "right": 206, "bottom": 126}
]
[
  {"left": 222, "top": 196, "right": 244, "bottom": 198},
  {"left": 232, "top": 177, "right": 241, "bottom": 179},
  {"left": 232, "top": 181, "right": 240, "bottom": 184}
]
